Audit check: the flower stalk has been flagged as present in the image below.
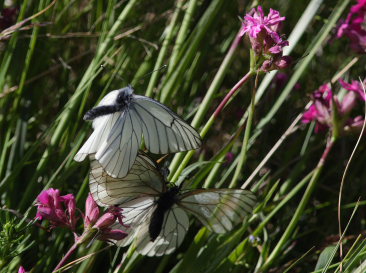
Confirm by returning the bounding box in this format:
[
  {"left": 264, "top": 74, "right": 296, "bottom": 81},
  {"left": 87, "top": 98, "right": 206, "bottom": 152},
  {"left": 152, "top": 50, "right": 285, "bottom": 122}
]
[
  {"left": 261, "top": 136, "right": 336, "bottom": 272},
  {"left": 171, "top": 70, "right": 254, "bottom": 182},
  {"left": 53, "top": 241, "right": 79, "bottom": 272},
  {"left": 229, "top": 71, "right": 259, "bottom": 188}
]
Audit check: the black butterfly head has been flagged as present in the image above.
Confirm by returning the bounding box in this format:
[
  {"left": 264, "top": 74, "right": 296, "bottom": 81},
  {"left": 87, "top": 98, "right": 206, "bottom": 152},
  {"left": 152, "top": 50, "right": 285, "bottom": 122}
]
[{"left": 116, "top": 86, "right": 134, "bottom": 106}]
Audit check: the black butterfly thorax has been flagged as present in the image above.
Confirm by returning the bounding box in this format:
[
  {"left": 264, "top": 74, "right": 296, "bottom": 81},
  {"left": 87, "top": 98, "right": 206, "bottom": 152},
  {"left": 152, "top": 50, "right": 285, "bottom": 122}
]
[
  {"left": 149, "top": 186, "right": 180, "bottom": 242},
  {"left": 83, "top": 86, "right": 134, "bottom": 120}
]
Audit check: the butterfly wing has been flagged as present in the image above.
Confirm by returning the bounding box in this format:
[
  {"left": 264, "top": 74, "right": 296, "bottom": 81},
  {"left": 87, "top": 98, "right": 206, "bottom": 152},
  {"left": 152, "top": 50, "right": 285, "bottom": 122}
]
[
  {"left": 112, "top": 196, "right": 157, "bottom": 247},
  {"left": 89, "top": 152, "right": 165, "bottom": 207},
  {"left": 74, "top": 113, "right": 120, "bottom": 162},
  {"left": 134, "top": 205, "right": 189, "bottom": 256},
  {"left": 92, "top": 90, "right": 120, "bottom": 129},
  {"left": 132, "top": 95, "right": 201, "bottom": 154},
  {"left": 74, "top": 90, "right": 120, "bottom": 162},
  {"left": 94, "top": 108, "right": 143, "bottom": 178},
  {"left": 178, "top": 189, "right": 256, "bottom": 233}
]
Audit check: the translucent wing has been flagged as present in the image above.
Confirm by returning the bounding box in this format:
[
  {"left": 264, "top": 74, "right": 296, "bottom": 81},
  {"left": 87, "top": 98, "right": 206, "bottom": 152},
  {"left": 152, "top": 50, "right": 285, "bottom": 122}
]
[
  {"left": 92, "top": 90, "right": 120, "bottom": 129},
  {"left": 113, "top": 196, "right": 157, "bottom": 247},
  {"left": 178, "top": 189, "right": 256, "bottom": 233},
  {"left": 95, "top": 109, "right": 142, "bottom": 178},
  {"left": 74, "top": 112, "right": 120, "bottom": 162},
  {"left": 75, "top": 90, "right": 201, "bottom": 178},
  {"left": 132, "top": 96, "right": 202, "bottom": 154},
  {"left": 74, "top": 90, "right": 120, "bottom": 162},
  {"left": 134, "top": 205, "right": 189, "bottom": 256},
  {"left": 113, "top": 202, "right": 189, "bottom": 256},
  {"left": 89, "top": 153, "right": 165, "bottom": 207}
]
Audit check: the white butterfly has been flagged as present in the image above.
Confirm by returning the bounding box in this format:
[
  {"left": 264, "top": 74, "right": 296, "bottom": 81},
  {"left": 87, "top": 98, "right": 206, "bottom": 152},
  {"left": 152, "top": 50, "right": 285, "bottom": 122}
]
[
  {"left": 74, "top": 86, "right": 202, "bottom": 178},
  {"left": 89, "top": 153, "right": 256, "bottom": 256}
]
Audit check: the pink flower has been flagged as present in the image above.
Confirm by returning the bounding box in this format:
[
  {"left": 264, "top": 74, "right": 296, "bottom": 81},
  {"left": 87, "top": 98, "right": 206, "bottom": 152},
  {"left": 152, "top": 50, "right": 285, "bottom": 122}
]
[
  {"left": 97, "top": 229, "right": 128, "bottom": 241},
  {"left": 344, "top": 115, "right": 365, "bottom": 132},
  {"left": 337, "top": 0, "right": 366, "bottom": 53},
  {"left": 84, "top": 194, "right": 100, "bottom": 227},
  {"left": 302, "top": 83, "right": 335, "bottom": 132},
  {"left": 18, "top": 266, "right": 26, "bottom": 273},
  {"left": 240, "top": 6, "right": 291, "bottom": 72},
  {"left": 240, "top": 6, "right": 285, "bottom": 38},
  {"left": 90, "top": 206, "right": 128, "bottom": 242},
  {"left": 302, "top": 81, "right": 365, "bottom": 134},
  {"left": 36, "top": 188, "right": 77, "bottom": 231},
  {"left": 81, "top": 195, "right": 127, "bottom": 243},
  {"left": 339, "top": 78, "right": 366, "bottom": 101}
]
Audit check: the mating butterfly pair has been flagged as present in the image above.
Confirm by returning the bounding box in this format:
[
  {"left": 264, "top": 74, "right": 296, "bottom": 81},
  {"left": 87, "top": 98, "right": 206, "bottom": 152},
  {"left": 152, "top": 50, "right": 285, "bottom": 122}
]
[{"left": 75, "top": 86, "right": 256, "bottom": 256}]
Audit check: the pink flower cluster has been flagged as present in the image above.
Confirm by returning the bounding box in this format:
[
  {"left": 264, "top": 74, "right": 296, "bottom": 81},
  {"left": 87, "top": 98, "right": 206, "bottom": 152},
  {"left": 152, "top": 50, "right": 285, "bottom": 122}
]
[
  {"left": 337, "top": 0, "right": 366, "bottom": 53},
  {"left": 302, "top": 79, "right": 365, "bottom": 133},
  {"left": 83, "top": 194, "right": 127, "bottom": 241},
  {"left": 36, "top": 188, "right": 77, "bottom": 231},
  {"left": 36, "top": 189, "right": 127, "bottom": 242},
  {"left": 240, "top": 6, "right": 291, "bottom": 72}
]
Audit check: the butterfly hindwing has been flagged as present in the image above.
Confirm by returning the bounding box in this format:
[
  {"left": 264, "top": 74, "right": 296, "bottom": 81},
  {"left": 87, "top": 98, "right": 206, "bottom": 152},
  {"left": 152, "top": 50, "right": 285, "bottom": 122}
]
[
  {"left": 88, "top": 152, "right": 256, "bottom": 257},
  {"left": 89, "top": 153, "right": 165, "bottom": 206},
  {"left": 135, "top": 205, "right": 189, "bottom": 256},
  {"left": 75, "top": 88, "right": 201, "bottom": 178},
  {"left": 177, "top": 189, "right": 256, "bottom": 233}
]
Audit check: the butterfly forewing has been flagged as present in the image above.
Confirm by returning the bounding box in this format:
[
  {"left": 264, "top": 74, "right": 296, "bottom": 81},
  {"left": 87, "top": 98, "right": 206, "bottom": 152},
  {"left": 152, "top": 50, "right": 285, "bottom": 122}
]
[
  {"left": 75, "top": 88, "right": 201, "bottom": 178},
  {"left": 92, "top": 90, "right": 120, "bottom": 129},
  {"left": 95, "top": 109, "right": 142, "bottom": 178},
  {"left": 133, "top": 96, "right": 201, "bottom": 154},
  {"left": 177, "top": 189, "right": 256, "bottom": 233},
  {"left": 74, "top": 112, "right": 120, "bottom": 162},
  {"left": 89, "top": 153, "right": 165, "bottom": 206}
]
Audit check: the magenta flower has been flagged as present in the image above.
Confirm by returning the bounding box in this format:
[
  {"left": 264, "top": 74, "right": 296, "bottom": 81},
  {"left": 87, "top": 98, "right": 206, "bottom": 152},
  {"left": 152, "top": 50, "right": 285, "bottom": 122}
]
[
  {"left": 18, "top": 266, "right": 26, "bottom": 273},
  {"left": 345, "top": 115, "right": 365, "bottom": 132},
  {"left": 35, "top": 188, "right": 128, "bottom": 246},
  {"left": 240, "top": 6, "right": 291, "bottom": 72},
  {"left": 302, "top": 81, "right": 365, "bottom": 134},
  {"left": 36, "top": 188, "right": 77, "bottom": 231},
  {"left": 88, "top": 206, "right": 128, "bottom": 242},
  {"left": 240, "top": 6, "right": 285, "bottom": 39},
  {"left": 82, "top": 195, "right": 128, "bottom": 242},
  {"left": 84, "top": 193, "right": 100, "bottom": 227},
  {"left": 339, "top": 78, "right": 366, "bottom": 101},
  {"left": 337, "top": 0, "right": 366, "bottom": 53}
]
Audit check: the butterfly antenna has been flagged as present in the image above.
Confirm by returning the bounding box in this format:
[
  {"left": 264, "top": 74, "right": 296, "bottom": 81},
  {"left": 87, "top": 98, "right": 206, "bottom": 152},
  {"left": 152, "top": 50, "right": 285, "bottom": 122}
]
[{"left": 137, "top": 64, "right": 168, "bottom": 81}]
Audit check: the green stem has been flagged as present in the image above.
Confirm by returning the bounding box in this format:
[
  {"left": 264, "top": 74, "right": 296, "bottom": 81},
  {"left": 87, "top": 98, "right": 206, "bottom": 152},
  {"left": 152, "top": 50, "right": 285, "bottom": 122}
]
[
  {"left": 168, "top": 0, "right": 198, "bottom": 72},
  {"left": 53, "top": 241, "right": 79, "bottom": 272},
  {"left": 261, "top": 137, "right": 336, "bottom": 272},
  {"left": 229, "top": 72, "right": 259, "bottom": 188},
  {"left": 168, "top": 30, "right": 243, "bottom": 176},
  {"left": 18, "top": 0, "right": 139, "bottom": 211},
  {"left": 145, "top": 0, "right": 183, "bottom": 98},
  {"left": 170, "top": 71, "right": 254, "bottom": 182}
]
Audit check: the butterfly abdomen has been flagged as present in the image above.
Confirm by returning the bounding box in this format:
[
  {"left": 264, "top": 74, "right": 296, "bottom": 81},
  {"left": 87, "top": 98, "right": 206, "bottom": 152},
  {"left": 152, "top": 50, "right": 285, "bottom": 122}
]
[
  {"left": 149, "top": 206, "right": 165, "bottom": 242},
  {"left": 148, "top": 186, "right": 179, "bottom": 241},
  {"left": 83, "top": 105, "right": 123, "bottom": 120}
]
